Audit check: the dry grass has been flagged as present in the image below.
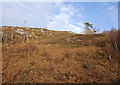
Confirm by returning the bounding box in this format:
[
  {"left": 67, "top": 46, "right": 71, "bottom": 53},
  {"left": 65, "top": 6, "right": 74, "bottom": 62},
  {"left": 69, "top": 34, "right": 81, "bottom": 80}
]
[
  {"left": 2, "top": 43, "right": 118, "bottom": 83},
  {"left": 101, "top": 29, "right": 119, "bottom": 61},
  {"left": 2, "top": 26, "right": 119, "bottom": 83},
  {"left": 108, "top": 29, "right": 119, "bottom": 52}
]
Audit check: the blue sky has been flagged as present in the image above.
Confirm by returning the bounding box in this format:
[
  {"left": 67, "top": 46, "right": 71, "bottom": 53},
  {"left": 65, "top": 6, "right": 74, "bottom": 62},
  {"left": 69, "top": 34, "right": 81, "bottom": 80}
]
[{"left": 1, "top": 1, "right": 118, "bottom": 33}]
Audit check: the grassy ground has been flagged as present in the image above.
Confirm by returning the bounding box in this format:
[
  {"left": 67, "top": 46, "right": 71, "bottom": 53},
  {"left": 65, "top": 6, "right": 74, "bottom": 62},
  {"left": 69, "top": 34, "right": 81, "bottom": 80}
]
[{"left": 2, "top": 26, "right": 119, "bottom": 83}]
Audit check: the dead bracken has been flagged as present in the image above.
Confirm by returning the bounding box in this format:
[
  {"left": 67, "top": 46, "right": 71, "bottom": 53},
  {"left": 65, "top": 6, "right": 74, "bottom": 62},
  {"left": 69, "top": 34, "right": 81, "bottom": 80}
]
[{"left": 1, "top": 26, "right": 119, "bottom": 83}]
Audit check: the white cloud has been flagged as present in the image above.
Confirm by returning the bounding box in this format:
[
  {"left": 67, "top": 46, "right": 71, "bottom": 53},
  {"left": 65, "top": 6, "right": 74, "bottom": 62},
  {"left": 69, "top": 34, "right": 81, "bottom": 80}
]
[
  {"left": 2, "top": 2, "right": 85, "bottom": 33},
  {"left": 47, "top": 3, "right": 84, "bottom": 33},
  {"left": 2, "top": 2, "right": 53, "bottom": 27}
]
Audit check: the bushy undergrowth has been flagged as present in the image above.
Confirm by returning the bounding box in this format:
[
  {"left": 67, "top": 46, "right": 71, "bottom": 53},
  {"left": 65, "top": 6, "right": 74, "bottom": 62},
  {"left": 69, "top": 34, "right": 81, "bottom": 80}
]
[
  {"left": 3, "top": 43, "right": 118, "bottom": 83},
  {"left": 2, "top": 26, "right": 119, "bottom": 83},
  {"left": 5, "top": 42, "right": 38, "bottom": 58},
  {"left": 108, "top": 29, "right": 119, "bottom": 52},
  {"left": 16, "top": 42, "right": 38, "bottom": 55},
  {"left": 102, "top": 29, "right": 119, "bottom": 60}
]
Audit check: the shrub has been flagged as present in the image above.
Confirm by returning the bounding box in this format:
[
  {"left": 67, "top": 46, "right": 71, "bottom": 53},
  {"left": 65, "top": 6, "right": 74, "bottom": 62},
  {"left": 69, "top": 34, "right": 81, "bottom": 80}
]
[
  {"left": 41, "top": 48, "right": 51, "bottom": 61},
  {"left": 103, "top": 29, "right": 119, "bottom": 60},
  {"left": 75, "top": 49, "right": 88, "bottom": 57},
  {"left": 16, "top": 42, "right": 38, "bottom": 55},
  {"left": 63, "top": 50, "right": 72, "bottom": 58},
  {"left": 93, "top": 38, "right": 108, "bottom": 47},
  {"left": 108, "top": 29, "right": 119, "bottom": 53}
]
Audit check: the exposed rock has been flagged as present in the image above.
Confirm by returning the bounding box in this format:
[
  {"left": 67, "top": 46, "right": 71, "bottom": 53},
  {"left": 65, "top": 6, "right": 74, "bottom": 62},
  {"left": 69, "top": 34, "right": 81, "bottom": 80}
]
[
  {"left": 15, "top": 29, "right": 24, "bottom": 34},
  {"left": 40, "top": 29, "right": 45, "bottom": 33},
  {"left": 66, "top": 38, "right": 70, "bottom": 41},
  {"left": 82, "top": 64, "right": 90, "bottom": 69},
  {"left": 67, "top": 31, "right": 76, "bottom": 34},
  {"left": 76, "top": 39, "right": 82, "bottom": 41}
]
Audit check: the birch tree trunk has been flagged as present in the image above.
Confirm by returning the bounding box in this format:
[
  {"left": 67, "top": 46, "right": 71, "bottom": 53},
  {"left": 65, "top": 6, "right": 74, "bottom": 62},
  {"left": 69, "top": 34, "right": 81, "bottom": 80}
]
[
  {"left": 11, "top": 28, "right": 14, "bottom": 41},
  {"left": 0, "top": 27, "right": 3, "bottom": 42}
]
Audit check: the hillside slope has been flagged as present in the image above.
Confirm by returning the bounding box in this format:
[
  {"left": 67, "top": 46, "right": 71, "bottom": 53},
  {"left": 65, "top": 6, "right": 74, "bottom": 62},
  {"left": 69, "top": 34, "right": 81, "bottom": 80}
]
[{"left": 1, "top": 26, "right": 119, "bottom": 83}]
